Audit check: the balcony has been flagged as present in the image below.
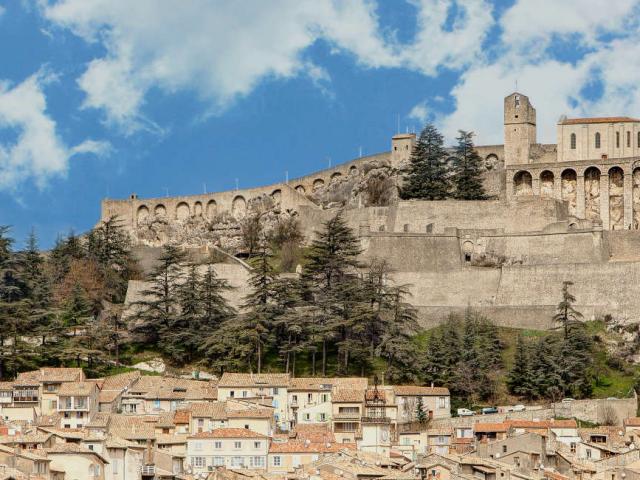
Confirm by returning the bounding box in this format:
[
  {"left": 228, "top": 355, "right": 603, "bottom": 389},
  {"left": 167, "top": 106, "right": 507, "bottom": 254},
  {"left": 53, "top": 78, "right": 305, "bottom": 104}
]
[
  {"left": 141, "top": 465, "right": 156, "bottom": 476},
  {"left": 361, "top": 416, "right": 392, "bottom": 424},
  {"left": 334, "top": 412, "right": 361, "bottom": 420},
  {"left": 13, "top": 395, "right": 38, "bottom": 403}
]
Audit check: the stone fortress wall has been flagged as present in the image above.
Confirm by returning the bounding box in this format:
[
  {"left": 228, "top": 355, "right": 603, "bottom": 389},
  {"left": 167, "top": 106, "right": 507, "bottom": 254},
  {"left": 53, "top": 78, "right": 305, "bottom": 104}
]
[{"left": 107, "top": 92, "right": 640, "bottom": 330}]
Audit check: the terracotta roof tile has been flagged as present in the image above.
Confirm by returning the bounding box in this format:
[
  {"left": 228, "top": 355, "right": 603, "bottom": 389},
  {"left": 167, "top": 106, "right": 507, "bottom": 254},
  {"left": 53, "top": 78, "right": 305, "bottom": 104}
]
[
  {"left": 393, "top": 386, "right": 449, "bottom": 396},
  {"left": 625, "top": 417, "right": 640, "bottom": 427},
  {"left": 331, "top": 389, "right": 364, "bottom": 403},
  {"left": 474, "top": 423, "right": 508, "bottom": 433},
  {"left": 561, "top": 116, "right": 640, "bottom": 125},
  {"left": 218, "top": 372, "right": 290, "bottom": 388},
  {"left": 269, "top": 440, "right": 353, "bottom": 454},
  {"left": 188, "top": 428, "right": 266, "bottom": 439},
  {"left": 58, "top": 382, "right": 97, "bottom": 396},
  {"left": 190, "top": 402, "right": 227, "bottom": 419}
]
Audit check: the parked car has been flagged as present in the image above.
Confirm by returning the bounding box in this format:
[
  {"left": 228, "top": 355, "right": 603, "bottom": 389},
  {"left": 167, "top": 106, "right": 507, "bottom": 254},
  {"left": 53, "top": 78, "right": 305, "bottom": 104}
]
[
  {"left": 513, "top": 404, "right": 526, "bottom": 412},
  {"left": 457, "top": 408, "right": 474, "bottom": 416},
  {"left": 561, "top": 398, "right": 575, "bottom": 403},
  {"left": 482, "top": 407, "right": 498, "bottom": 415}
]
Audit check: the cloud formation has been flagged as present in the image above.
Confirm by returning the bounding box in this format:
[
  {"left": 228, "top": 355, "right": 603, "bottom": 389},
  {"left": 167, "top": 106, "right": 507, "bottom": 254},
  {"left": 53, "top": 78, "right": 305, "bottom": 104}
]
[
  {"left": 0, "top": 71, "right": 110, "bottom": 190},
  {"left": 41, "top": 0, "right": 492, "bottom": 131}
]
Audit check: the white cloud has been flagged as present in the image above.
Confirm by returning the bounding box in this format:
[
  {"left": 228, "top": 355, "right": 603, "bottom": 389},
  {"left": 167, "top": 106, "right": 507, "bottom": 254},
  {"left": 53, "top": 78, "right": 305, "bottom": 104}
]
[
  {"left": 413, "top": 0, "right": 640, "bottom": 145},
  {"left": 0, "top": 6, "right": 5, "bottom": 17},
  {"left": 41, "top": 0, "right": 495, "bottom": 131},
  {"left": 0, "top": 71, "right": 110, "bottom": 190}
]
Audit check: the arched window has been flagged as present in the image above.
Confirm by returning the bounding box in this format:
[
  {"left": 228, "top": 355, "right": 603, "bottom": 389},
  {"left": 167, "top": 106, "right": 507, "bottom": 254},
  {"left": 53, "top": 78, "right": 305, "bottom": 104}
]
[
  {"left": 595, "top": 132, "right": 601, "bottom": 149},
  {"left": 616, "top": 131, "right": 620, "bottom": 148},
  {"left": 570, "top": 133, "right": 576, "bottom": 150}
]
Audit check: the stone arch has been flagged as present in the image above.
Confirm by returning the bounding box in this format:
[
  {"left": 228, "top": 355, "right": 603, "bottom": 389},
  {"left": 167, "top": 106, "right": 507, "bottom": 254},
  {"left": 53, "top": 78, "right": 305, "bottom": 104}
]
[
  {"left": 154, "top": 204, "right": 166, "bottom": 218},
  {"left": 137, "top": 205, "right": 149, "bottom": 225},
  {"left": 206, "top": 200, "right": 217, "bottom": 219},
  {"left": 633, "top": 168, "right": 640, "bottom": 229},
  {"left": 232, "top": 195, "right": 247, "bottom": 219},
  {"left": 271, "top": 189, "right": 282, "bottom": 207},
  {"left": 349, "top": 165, "right": 358, "bottom": 176},
  {"left": 330, "top": 172, "right": 342, "bottom": 182},
  {"left": 513, "top": 170, "right": 533, "bottom": 196},
  {"left": 584, "top": 167, "right": 601, "bottom": 222},
  {"left": 194, "top": 201, "right": 203, "bottom": 216},
  {"left": 462, "top": 241, "right": 474, "bottom": 263},
  {"left": 295, "top": 185, "right": 306, "bottom": 195},
  {"left": 313, "top": 179, "right": 325, "bottom": 191},
  {"left": 561, "top": 169, "right": 577, "bottom": 216},
  {"left": 609, "top": 166, "right": 624, "bottom": 230},
  {"left": 540, "top": 170, "right": 554, "bottom": 198},
  {"left": 176, "top": 202, "right": 190, "bottom": 220},
  {"left": 485, "top": 153, "right": 499, "bottom": 170}
]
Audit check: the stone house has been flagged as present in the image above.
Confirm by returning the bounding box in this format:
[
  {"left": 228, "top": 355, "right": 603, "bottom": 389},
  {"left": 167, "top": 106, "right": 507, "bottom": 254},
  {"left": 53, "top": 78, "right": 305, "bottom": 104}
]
[
  {"left": 57, "top": 381, "right": 99, "bottom": 429},
  {"left": 217, "top": 373, "right": 290, "bottom": 431},
  {"left": 331, "top": 389, "right": 365, "bottom": 444},
  {"left": 186, "top": 428, "right": 268, "bottom": 473},
  {"left": 45, "top": 443, "right": 108, "bottom": 480},
  {"left": 475, "top": 423, "right": 509, "bottom": 443},
  {"left": 81, "top": 433, "right": 145, "bottom": 480},
  {"left": 392, "top": 386, "right": 451, "bottom": 423}
]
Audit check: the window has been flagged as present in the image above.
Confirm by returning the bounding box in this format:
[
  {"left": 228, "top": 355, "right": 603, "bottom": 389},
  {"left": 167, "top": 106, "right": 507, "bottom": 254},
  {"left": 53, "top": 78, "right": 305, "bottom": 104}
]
[
  {"left": 229, "top": 391, "right": 235, "bottom": 398},
  {"left": 64, "top": 424, "right": 70, "bottom": 429},
  {"left": 231, "top": 457, "right": 244, "bottom": 467},
  {"left": 570, "top": 133, "right": 577, "bottom": 149},
  {"left": 273, "top": 456, "right": 281, "bottom": 467},
  {"left": 254, "top": 441, "right": 261, "bottom": 449},
  {"left": 244, "top": 424, "right": 249, "bottom": 429},
  {"left": 272, "top": 387, "right": 279, "bottom": 395},
  {"left": 192, "top": 456, "right": 206, "bottom": 468},
  {"left": 595, "top": 132, "right": 601, "bottom": 148},
  {"left": 586, "top": 449, "right": 592, "bottom": 459},
  {"left": 570, "top": 442, "right": 576, "bottom": 453},
  {"left": 503, "top": 445, "right": 507, "bottom": 453},
  {"left": 319, "top": 413, "right": 326, "bottom": 421},
  {"left": 438, "top": 396, "right": 446, "bottom": 408},
  {"left": 616, "top": 131, "right": 620, "bottom": 148},
  {"left": 214, "top": 441, "right": 222, "bottom": 449},
  {"left": 76, "top": 412, "right": 83, "bottom": 419},
  {"left": 292, "top": 395, "right": 298, "bottom": 403},
  {"left": 628, "top": 131, "right": 631, "bottom": 147},
  {"left": 242, "top": 391, "right": 248, "bottom": 398},
  {"left": 321, "top": 394, "right": 328, "bottom": 403},
  {"left": 154, "top": 399, "right": 160, "bottom": 409},
  {"left": 304, "top": 413, "right": 310, "bottom": 421},
  {"left": 234, "top": 441, "right": 242, "bottom": 449},
  {"left": 46, "top": 384, "right": 56, "bottom": 392},
  {"left": 308, "top": 393, "right": 313, "bottom": 402},
  {"left": 515, "top": 95, "right": 520, "bottom": 107},
  {"left": 88, "top": 444, "right": 94, "bottom": 451},
  {"left": 250, "top": 456, "right": 265, "bottom": 468}
]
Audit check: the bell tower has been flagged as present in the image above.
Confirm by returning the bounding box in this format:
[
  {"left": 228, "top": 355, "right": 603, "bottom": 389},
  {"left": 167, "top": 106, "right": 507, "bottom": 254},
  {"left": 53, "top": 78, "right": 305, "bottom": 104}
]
[{"left": 504, "top": 92, "right": 536, "bottom": 165}]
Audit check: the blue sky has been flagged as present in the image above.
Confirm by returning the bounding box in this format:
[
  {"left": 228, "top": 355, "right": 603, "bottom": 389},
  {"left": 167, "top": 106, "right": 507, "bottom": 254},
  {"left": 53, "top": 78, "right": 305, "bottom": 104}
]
[{"left": 1, "top": 0, "right": 639, "bottom": 248}]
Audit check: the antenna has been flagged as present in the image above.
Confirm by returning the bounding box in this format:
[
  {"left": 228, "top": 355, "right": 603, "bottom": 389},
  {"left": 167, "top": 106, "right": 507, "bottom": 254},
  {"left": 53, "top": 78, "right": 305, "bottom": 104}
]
[
  {"left": 203, "top": 183, "right": 207, "bottom": 194},
  {"left": 164, "top": 187, "right": 169, "bottom": 197},
  {"left": 235, "top": 178, "right": 239, "bottom": 191},
  {"left": 285, "top": 171, "right": 289, "bottom": 184},
  {"left": 327, "top": 157, "right": 331, "bottom": 168},
  {"left": 515, "top": 79, "right": 518, "bottom": 92},
  {"left": 359, "top": 146, "right": 362, "bottom": 158}
]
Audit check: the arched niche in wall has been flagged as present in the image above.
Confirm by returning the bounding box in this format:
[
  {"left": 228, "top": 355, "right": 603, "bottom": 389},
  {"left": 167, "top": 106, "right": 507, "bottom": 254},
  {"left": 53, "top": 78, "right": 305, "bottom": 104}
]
[
  {"left": 176, "top": 202, "right": 190, "bottom": 221},
  {"left": 271, "top": 189, "right": 282, "bottom": 208},
  {"left": 206, "top": 200, "right": 217, "bottom": 220},
  {"left": 194, "top": 201, "right": 203, "bottom": 217},
  {"left": 330, "top": 172, "right": 342, "bottom": 183},
  {"left": 584, "top": 167, "right": 601, "bottom": 222},
  {"left": 349, "top": 165, "right": 358, "bottom": 176},
  {"left": 154, "top": 204, "right": 167, "bottom": 218},
  {"left": 633, "top": 167, "right": 640, "bottom": 229},
  {"left": 295, "top": 185, "right": 306, "bottom": 195},
  {"left": 540, "top": 170, "right": 554, "bottom": 198},
  {"left": 485, "top": 154, "right": 499, "bottom": 170},
  {"left": 137, "top": 205, "right": 149, "bottom": 225},
  {"left": 561, "top": 169, "right": 577, "bottom": 216},
  {"left": 609, "top": 166, "right": 624, "bottom": 230},
  {"left": 513, "top": 170, "right": 533, "bottom": 196},
  {"left": 232, "top": 195, "right": 247, "bottom": 219},
  {"left": 462, "top": 241, "right": 474, "bottom": 263},
  {"left": 313, "top": 179, "right": 325, "bottom": 191}
]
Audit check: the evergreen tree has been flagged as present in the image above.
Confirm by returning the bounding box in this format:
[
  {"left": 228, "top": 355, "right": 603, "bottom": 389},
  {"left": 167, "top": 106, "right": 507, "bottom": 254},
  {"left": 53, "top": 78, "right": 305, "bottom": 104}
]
[
  {"left": 558, "top": 323, "right": 593, "bottom": 398},
  {"left": 553, "top": 281, "right": 583, "bottom": 339},
  {"left": 131, "top": 245, "right": 187, "bottom": 348},
  {"left": 400, "top": 124, "right": 451, "bottom": 200},
  {"left": 507, "top": 335, "right": 535, "bottom": 398},
  {"left": 452, "top": 130, "right": 486, "bottom": 200},
  {"left": 301, "top": 210, "right": 362, "bottom": 375},
  {"left": 415, "top": 396, "right": 427, "bottom": 424},
  {"left": 198, "top": 263, "right": 235, "bottom": 334},
  {"left": 530, "top": 336, "right": 562, "bottom": 398}
]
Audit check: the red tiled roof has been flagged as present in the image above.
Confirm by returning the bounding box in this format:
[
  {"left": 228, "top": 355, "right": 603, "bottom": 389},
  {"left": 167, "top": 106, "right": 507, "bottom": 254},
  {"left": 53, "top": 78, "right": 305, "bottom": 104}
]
[
  {"left": 560, "top": 116, "right": 640, "bottom": 125},
  {"left": 188, "top": 428, "right": 266, "bottom": 439},
  {"left": 269, "top": 440, "right": 353, "bottom": 454},
  {"left": 393, "top": 386, "right": 449, "bottom": 396},
  {"left": 474, "top": 423, "right": 508, "bottom": 433},
  {"left": 624, "top": 417, "right": 640, "bottom": 427}
]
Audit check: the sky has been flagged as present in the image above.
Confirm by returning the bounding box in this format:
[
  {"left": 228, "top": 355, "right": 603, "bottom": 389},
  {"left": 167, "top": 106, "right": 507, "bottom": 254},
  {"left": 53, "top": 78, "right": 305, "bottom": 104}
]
[{"left": 1, "top": 0, "right": 640, "bottom": 248}]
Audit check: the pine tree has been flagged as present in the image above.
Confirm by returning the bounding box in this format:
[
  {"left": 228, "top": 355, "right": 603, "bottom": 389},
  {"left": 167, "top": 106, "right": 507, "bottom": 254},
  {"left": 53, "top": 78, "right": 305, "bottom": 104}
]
[
  {"left": 558, "top": 323, "right": 593, "bottom": 398},
  {"left": 238, "top": 243, "right": 280, "bottom": 373},
  {"left": 452, "top": 130, "right": 486, "bottom": 200},
  {"left": 400, "top": 124, "right": 451, "bottom": 200},
  {"left": 301, "top": 210, "right": 362, "bottom": 375},
  {"left": 131, "top": 245, "right": 187, "bottom": 348},
  {"left": 416, "top": 396, "right": 427, "bottom": 424},
  {"left": 553, "top": 281, "right": 583, "bottom": 339},
  {"left": 530, "top": 336, "right": 562, "bottom": 398},
  {"left": 507, "top": 335, "right": 535, "bottom": 398}
]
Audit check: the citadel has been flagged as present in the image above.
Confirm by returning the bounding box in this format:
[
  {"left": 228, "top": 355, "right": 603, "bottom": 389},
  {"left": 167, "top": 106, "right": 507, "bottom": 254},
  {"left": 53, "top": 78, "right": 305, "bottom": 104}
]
[{"left": 103, "top": 93, "right": 640, "bottom": 329}]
